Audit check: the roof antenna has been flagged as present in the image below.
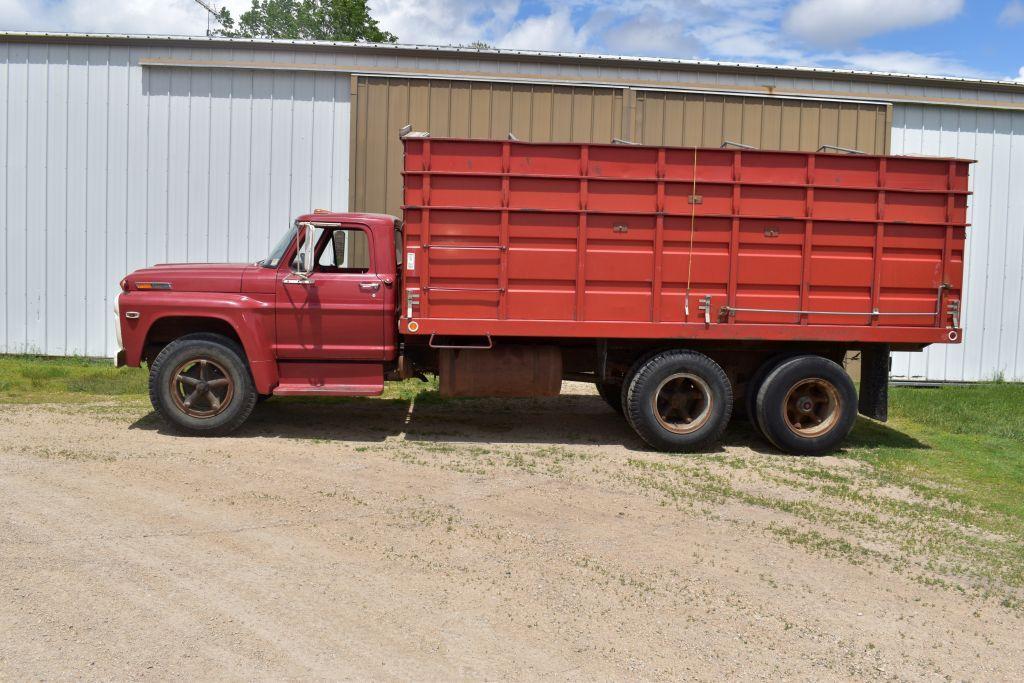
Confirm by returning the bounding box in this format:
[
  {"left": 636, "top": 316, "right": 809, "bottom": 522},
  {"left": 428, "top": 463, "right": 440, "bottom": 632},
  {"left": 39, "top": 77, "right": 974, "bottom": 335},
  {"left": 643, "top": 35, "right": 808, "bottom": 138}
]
[{"left": 192, "top": 0, "right": 220, "bottom": 36}]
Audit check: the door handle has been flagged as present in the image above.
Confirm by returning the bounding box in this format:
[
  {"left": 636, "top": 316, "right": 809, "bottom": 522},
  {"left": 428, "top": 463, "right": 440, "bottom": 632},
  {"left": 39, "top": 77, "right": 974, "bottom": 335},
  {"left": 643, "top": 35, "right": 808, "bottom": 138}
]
[
  {"left": 359, "top": 282, "right": 381, "bottom": 292},
  {"left": 283, "top": 276, "right": 314, "bottom": 285}
]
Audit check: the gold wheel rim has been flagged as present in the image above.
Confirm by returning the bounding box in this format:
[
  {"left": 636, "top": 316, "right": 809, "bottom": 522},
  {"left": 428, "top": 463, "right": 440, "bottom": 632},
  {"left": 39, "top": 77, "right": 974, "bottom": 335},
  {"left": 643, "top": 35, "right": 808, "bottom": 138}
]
[
  {"left": 652, "top": 373, "right": 713, "bottom": 434},
  {"left": 782, "top": 378, "right": 840, "bottom": 438},
  {"left": 169, "top": 357, "right": 235, "bottom": 419}
]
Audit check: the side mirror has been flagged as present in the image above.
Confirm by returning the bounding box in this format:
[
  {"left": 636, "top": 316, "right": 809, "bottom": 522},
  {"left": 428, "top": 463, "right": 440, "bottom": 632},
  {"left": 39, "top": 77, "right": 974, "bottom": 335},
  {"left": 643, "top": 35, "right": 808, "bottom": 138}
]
[{"left": 293, "top": 223, "right": 318, "bottom": 277}]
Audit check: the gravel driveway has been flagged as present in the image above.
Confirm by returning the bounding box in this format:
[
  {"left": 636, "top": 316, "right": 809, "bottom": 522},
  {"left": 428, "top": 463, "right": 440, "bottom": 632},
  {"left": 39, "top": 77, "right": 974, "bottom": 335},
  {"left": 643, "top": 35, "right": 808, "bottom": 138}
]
[{"left": 1, "top": 385, "right": 1020, "bottom": 680}]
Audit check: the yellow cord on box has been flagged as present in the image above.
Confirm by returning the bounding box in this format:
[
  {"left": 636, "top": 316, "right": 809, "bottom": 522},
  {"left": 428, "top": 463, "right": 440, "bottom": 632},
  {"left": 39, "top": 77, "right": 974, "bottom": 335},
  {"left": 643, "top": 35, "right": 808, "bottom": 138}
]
[{"left": 684, "top": 146, "right": 698, "bottom": 318}]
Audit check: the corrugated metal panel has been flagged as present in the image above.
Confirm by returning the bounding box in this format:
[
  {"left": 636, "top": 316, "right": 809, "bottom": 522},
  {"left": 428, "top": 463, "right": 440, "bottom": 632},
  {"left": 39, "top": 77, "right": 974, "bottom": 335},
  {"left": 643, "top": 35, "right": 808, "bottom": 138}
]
[
  {"left": 890, "top": 104, "right": 1024, "bottom": 381},
  {"left": 351, "top": 77, "right": 623, "bottom": 215},
  {"left": 352, "top": 76, "right": 890, "bottom": 216},
  {"left": 0, "top": 46, "right": 350, "bottom": 357},
  {"left": 633, "top": 91, "right": 890, "bottom": 153}
]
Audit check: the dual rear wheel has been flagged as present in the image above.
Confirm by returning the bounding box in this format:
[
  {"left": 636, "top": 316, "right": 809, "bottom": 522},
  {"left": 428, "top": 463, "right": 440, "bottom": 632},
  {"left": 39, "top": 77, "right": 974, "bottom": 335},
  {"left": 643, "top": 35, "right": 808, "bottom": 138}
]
[
  {"left": 750, "top": 355, "right": 857, "bottom": 456},
  {"left": 603, "top": 350, "right": 856, "bottom": 456}
]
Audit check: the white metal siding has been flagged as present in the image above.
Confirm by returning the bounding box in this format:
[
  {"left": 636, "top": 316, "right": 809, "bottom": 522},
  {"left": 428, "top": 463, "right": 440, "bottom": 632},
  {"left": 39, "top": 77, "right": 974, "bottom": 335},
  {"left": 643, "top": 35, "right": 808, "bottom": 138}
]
[
  {"left": 890, "top": 104, "right": 1024, "bottom": 381},
  {"left": 0, "top": 43, "right": 350, "bottom": 357}
]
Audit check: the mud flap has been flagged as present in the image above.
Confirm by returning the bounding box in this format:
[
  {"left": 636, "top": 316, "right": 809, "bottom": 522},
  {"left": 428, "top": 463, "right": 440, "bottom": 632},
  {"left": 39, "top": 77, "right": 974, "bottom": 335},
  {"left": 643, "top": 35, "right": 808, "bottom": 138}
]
[
  {"left": 439, "top": 346, "right": 562, "bottom": 397},
  {"left": 858, "top": 344, "right": 890, "bottom": 422}
]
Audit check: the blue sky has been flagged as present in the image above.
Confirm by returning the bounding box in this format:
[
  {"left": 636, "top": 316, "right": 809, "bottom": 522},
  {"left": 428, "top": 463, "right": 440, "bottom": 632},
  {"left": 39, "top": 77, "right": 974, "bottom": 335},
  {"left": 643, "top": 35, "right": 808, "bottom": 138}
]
[{"left": 1, "top": 0, "right": 1022, "bottom": 82}]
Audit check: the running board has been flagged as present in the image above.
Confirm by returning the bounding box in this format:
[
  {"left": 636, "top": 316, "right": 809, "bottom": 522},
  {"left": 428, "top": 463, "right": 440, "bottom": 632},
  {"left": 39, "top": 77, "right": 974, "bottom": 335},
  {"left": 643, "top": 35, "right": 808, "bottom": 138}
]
[{"left": 272, "top": 361, "right": 384, "bottom": 397}]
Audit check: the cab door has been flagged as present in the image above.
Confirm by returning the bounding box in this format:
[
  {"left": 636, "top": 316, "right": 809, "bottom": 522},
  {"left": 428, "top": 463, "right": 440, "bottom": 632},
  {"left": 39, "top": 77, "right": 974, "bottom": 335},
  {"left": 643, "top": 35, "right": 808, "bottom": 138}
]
[{"left": 274, "top": 224, "right": 386, "bottom": 360}]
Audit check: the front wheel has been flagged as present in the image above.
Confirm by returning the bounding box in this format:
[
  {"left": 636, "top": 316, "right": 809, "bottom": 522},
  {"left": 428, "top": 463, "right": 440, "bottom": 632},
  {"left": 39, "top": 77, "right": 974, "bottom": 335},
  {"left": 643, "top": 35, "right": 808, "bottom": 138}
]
[
  {"left": 755, "top": 355, "right": 857, "bottom": 456},
  {"left": 624, "top": 350, "right": 732, "bottom": 452},
  {"left": 148, "top": 334, "right": 257, "bottom": 436}
]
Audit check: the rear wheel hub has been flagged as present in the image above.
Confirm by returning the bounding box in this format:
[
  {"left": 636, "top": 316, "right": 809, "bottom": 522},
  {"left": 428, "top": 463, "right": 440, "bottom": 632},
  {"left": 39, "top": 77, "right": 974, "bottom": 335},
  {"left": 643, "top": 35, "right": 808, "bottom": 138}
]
[{"left": 783, "top": 378, "right": 840, "bottom": 438}]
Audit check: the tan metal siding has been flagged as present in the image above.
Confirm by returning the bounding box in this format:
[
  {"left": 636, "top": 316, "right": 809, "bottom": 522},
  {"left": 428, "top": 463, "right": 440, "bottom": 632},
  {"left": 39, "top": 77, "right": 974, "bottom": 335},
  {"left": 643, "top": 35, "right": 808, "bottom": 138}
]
[
  {"left": 352, "top": 77, "right": 623, "bottom": 215},
  {"left": 633, "top": 90, "right": 890, "bottom": 153},
  {"left": 351, "top": 77, "right": 892, "bottom": 215}
]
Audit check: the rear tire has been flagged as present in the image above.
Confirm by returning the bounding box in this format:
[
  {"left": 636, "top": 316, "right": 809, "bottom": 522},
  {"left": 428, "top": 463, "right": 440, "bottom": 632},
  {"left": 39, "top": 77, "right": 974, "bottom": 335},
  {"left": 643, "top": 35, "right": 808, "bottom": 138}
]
[
  {"left": 755, "top": 355, "right": 857, "bottom": 456},
  {"left": 148, "top": 334, "right": 257, "bottom": 436},
  {"left": 744, "top": 353, "right": 796, "bottom": 435},
  {"left": 595, "top": 382, "right": 624, "bottom": 414},
  {"left": 624, "top": 350, "right": 732, "bottom": 452}
]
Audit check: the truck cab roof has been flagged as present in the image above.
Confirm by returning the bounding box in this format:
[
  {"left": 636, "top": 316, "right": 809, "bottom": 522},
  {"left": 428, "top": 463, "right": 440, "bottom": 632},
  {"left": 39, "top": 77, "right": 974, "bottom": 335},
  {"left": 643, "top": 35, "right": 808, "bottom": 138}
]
[{"left": 295, "top": 211, "right": 398, "bottom": 225}]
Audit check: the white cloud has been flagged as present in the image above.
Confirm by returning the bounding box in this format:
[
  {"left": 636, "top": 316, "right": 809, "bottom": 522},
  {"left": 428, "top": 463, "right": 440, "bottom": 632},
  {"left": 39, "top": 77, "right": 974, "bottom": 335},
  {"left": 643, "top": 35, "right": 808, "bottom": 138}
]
[
  {"left": 371, "top": 1, "right": 591, "bottom": 53},
  {"left": 784, "top": 0, "right": 963, "bottom": 46},
  {"left": 820, "top": 50, "right": 981, "bottom": 77},
  {"left": 596, "top": 6, "right": 700, "bottom": 57},
  {"left": 369, "top": 0, "right": 519, "bottom": 47},
  {"left": 1000, "top": 1, "right": 1024, "bottom": 25},
  {"left": 698, "top": 18, "right": 805, "bottom": 62},
  {"left": 0, "top": 0, "right": 253, "bottom": 35},
  {"left": 498, "top": 7, "right": 590, "bottom": 52},
  {"left": 1012, "top": 67, "right": 1024, "bottom": 83}
]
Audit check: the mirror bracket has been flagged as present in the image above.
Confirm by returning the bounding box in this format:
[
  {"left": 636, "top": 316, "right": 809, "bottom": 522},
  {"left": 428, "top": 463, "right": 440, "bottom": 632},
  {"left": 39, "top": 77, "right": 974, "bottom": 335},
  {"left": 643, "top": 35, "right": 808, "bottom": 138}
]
[{"left": 293, "top": 222, "right": 318, "bottom": 278}]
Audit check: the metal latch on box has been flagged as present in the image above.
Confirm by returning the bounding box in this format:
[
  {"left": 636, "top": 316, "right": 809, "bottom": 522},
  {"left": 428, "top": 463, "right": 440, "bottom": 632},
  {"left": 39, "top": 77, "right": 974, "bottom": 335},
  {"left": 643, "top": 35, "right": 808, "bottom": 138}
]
[
  {"left": 406, "top": 290, "right": 420, "bottom": 319},
  {"left": 947, "top": 299, "right": 960, "bottom": 329},
  {"left": 697, "top": 295, "right": 713, "bottom": 325}
]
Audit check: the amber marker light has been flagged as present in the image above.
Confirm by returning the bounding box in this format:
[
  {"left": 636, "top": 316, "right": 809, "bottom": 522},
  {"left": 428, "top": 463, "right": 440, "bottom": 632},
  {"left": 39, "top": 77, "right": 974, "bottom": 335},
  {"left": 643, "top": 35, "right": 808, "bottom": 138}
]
[{"left": 136, "top": 282, "right": 172, "bottom": 290}]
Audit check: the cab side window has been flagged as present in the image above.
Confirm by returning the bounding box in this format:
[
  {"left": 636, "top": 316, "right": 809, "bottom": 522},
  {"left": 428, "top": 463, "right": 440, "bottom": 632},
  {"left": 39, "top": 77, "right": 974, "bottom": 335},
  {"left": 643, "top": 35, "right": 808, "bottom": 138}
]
[{"left": 316, "top": 228, "right": 371, "bottom": 274}]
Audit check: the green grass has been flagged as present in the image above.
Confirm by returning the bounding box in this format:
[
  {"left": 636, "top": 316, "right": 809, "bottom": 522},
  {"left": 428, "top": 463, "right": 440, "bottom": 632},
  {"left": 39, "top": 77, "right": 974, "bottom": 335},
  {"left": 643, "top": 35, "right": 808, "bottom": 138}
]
[
  {"left": 847, "top": 383, "right": 1024, "bottom": 532},
  {"left": 0, "top": 355, "right": 441, "bottom": 404},
  {"left": 0, "top": 355, "right": 149, "bottom": 402}
]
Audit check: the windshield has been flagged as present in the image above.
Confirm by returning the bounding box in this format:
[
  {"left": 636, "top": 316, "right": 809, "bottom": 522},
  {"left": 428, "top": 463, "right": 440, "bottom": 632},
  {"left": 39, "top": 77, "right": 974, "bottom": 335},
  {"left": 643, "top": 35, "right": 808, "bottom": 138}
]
[{"left": 260, "top": 224, "right": 297, "bottom": 268}]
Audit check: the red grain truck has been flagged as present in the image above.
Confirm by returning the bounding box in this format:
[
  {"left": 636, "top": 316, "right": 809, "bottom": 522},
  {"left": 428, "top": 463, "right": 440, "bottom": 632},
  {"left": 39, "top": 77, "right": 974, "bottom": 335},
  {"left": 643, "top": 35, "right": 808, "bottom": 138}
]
[{"left": 115, "top": 135, "right": 971, "bottom": 455}]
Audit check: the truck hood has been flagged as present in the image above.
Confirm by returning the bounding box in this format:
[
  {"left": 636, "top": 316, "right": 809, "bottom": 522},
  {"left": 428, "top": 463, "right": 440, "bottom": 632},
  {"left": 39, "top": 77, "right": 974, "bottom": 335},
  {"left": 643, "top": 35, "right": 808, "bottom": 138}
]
[{"left": 126, "top": 263, "right": 255, "bottom": 293}]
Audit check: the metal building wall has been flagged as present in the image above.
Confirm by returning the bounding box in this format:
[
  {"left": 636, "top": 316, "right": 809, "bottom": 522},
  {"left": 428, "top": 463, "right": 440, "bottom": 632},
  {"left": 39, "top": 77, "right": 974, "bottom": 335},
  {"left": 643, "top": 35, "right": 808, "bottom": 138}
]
[
  {"left": 351, "top": 77, "right": 624, "bottom": 216},
  {"left": 890, "top": 104, "right": 1024, "bottom": 382},
  {"left": 351, "top": 77, "right": 890, "bottom": 217},
  {"left": 632, "top": 91, "right": 889, "bottom": 153},
  {"left": 0, "top": 41, "right": 351, "bottom": 357}
]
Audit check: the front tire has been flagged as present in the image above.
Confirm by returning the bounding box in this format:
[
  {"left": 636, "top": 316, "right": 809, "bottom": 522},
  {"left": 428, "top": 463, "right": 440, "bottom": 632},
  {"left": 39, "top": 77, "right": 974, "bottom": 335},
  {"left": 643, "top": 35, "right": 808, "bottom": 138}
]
[
  {"left": 148, "top": 334, "right": 257, "bottom": 436},
  {"left": 755, "top": 355, "right": 857, "bottom": 456},
  {"left": 624, "top": 350, "right": 732, "bottom": 452}
]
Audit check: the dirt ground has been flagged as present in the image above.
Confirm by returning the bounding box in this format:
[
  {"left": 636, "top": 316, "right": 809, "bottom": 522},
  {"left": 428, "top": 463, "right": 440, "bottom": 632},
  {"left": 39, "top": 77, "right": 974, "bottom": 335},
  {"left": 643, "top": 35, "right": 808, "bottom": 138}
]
[{"left": 1, "top": 383, "right": 1021, "bottom": 680}]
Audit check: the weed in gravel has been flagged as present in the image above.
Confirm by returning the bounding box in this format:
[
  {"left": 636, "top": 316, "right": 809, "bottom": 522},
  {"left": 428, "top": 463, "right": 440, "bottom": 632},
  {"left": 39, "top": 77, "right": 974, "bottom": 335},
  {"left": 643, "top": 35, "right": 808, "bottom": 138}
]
[{"left": 30, "top": 446, "right": 115, "bottom": 462}]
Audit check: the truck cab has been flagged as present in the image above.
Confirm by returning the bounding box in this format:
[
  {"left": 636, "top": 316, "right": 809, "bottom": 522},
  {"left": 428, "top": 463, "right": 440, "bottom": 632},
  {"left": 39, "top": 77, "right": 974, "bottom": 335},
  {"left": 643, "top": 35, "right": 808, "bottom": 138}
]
[{"left": 116, "top": 212, "right": 402, "bottom": 435}]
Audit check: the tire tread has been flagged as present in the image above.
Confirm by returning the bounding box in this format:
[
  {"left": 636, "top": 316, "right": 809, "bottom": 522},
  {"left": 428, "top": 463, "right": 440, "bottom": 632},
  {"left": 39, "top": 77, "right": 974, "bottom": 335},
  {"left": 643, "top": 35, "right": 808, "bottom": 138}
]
[
  {"left": 148, "top": 334, "right": 257, "bottom": 436},
  {"left": 624, "top": 349, "right": 732, "bottom": 452}
]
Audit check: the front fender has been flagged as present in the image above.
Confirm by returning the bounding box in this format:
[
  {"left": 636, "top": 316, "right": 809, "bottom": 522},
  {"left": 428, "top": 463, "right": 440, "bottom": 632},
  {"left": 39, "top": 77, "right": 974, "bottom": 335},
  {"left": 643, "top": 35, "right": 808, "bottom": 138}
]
[{"left": 117, "top": 291, "right": 279, "bottom": 394}]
